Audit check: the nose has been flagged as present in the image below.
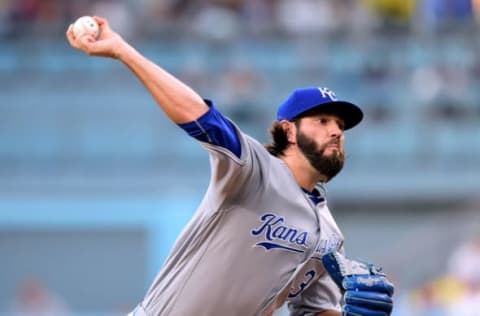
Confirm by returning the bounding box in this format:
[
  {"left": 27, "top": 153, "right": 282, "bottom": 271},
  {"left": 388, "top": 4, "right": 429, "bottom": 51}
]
[{"left": 328, "top": 122, "right": 343, "bottom": 137}]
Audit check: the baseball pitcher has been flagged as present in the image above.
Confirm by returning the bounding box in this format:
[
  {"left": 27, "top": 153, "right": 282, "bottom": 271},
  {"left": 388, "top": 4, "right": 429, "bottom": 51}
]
[{"left": 66, "top": 16, "right": 394, "bottom": 316}]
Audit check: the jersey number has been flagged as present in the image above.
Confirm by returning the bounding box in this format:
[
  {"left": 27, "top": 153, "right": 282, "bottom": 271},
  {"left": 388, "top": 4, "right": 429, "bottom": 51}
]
[{"left": 288, "top": 270, "right": 316, "bottom": 298}]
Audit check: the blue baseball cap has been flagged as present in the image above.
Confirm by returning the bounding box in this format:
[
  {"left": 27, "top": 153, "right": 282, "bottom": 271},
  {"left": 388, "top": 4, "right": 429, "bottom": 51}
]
[{"left": 277, "top": 87, "right": 363, "bottom": 130}]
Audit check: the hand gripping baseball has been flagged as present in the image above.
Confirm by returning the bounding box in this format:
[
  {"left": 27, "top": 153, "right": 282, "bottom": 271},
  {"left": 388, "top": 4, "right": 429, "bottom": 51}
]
[
  {"left": 322, "top": 252, "right": 394, "bottom": 316},
  {"left": 66, "top": 16, "right": 125, "bottom": 59}
]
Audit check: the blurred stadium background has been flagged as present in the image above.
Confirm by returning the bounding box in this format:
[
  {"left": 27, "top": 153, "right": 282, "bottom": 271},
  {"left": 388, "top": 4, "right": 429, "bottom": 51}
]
[{"left": 1, "top": 0, "right": 480, "bottom": 315}]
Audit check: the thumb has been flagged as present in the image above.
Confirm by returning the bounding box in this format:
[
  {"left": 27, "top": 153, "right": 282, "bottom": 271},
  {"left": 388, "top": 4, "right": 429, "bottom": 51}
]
[
  {"left": 77, "top": 33, "right": 97, "bottom": 49},
  {"left": 92, "top": 16, "right": 111, "bottom": 33}
]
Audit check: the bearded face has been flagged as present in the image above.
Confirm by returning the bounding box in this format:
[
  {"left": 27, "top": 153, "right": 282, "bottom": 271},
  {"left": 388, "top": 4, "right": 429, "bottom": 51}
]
[{"left": 296, "top": 129, "right": 345, "bottom": 182}]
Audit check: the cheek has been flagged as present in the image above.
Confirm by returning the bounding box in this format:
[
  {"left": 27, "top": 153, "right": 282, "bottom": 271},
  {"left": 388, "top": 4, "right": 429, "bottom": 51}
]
[{"left": 289, "top": 128, "right": 298, "bottom": 143}]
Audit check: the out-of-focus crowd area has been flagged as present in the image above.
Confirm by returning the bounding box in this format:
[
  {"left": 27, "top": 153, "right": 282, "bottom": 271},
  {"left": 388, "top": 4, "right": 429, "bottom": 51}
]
[
  {"left": 0, "top": 0, "right": 480, "bottom": 39},
  {"left": 1, "top": 1, "right": 480, "bottom": 316}
]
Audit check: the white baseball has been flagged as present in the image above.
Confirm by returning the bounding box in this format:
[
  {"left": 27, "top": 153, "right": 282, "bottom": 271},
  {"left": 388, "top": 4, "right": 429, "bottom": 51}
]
[{"left": 73, "top": 16, "right": 99, "bottom": 38}]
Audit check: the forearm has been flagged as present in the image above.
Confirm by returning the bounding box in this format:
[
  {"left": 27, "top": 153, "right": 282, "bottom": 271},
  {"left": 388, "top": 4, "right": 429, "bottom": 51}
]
[{"left": 116, "top": 42, "right": 208, "bottom": 123}]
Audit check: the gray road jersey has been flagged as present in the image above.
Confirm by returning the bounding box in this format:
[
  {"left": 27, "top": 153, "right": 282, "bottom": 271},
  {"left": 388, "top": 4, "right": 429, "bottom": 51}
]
[{"left": 139, "top": 124, "right": 343, "bottom": 316}]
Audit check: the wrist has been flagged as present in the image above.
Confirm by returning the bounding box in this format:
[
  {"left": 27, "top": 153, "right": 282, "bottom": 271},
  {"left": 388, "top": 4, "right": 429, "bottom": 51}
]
[{"left": 115, "top": 39, "right": 135, "bottom": 61}]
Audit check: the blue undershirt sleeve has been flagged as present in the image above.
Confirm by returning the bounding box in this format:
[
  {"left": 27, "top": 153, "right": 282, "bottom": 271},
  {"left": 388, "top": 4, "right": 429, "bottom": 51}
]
[{"left": 177, "top": 100, "right": 242, "bottom": 158}]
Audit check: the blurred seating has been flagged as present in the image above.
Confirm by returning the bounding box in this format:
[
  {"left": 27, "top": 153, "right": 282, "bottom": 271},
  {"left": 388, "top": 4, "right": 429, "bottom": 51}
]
[{"left": 0, "top": 1, "right": 479, "bottom": 202}]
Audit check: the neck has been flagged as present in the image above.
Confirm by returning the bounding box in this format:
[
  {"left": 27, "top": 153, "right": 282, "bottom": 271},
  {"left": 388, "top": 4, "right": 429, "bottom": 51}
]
[{"left": 280, "top": 150, "right": 327, "bottom": 191}]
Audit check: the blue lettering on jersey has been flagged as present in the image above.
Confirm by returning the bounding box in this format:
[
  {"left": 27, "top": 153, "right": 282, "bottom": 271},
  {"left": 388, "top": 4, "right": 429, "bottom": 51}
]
[
  {"left": 251, "top": 213, "right": 309, "bottom": 253},
  {"left": 315, "top": 237, "right": 342, "bottom": 254},
  {"left": 310, "top": 236, "right": 343, "bottom": 262}
]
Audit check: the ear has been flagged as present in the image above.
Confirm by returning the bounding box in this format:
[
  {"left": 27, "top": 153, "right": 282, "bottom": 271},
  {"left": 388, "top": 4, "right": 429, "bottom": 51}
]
[{"left": 280, "top": 120, "right": 297, "bottom": 144}]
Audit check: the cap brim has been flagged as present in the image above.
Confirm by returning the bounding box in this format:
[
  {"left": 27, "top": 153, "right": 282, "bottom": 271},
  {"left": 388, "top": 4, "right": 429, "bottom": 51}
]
[{"left": 300, "top": 101, "right": 363, "bottom": 130}]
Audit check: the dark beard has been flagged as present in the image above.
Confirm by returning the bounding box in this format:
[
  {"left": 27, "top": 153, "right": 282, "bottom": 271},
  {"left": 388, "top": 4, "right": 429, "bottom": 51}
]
[{"left": 296, "top": 131, "right": 344, "bottom": 182}]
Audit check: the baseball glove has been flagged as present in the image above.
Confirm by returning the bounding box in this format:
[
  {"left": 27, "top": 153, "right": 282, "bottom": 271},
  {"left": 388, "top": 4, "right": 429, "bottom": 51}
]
[{"left": 322, "top": 251, "right": 394, "bottom": 316}]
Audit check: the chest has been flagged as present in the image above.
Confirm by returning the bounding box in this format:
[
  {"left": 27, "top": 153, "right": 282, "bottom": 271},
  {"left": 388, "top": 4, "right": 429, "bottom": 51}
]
[{"left": 247, "top": 184, "right": 342, "bottom": 255}]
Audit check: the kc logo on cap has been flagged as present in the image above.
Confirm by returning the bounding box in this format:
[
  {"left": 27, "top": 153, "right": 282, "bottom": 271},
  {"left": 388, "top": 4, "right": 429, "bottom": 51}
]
[{"left": 317, "top": 87, "right": 338, "bottom": 101}]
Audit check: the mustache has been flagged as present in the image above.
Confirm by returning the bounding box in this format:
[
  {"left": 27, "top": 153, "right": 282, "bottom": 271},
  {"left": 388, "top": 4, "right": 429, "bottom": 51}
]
[
  {"left": 323, "top": 138, "right": 341, "bottom": 148},
  {"left": 327, "top": 139, "right": 339, "bottom": 145}
]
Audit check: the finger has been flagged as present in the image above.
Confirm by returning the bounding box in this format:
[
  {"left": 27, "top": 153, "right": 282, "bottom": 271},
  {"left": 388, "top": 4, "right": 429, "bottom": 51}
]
[
  {"left": 93, "top": 16, "right": 107, "bottom": 25},
  {"left": 343, "top": 304, "right": 389, "bottom": 316},
  {"left": 66, "top": 24, "right": 75, "bottom": 40},
  {"left": 66, "top": 24, "right": 82, "bottom": 49},
  {"left": 71, "top": 33, "right": 96, "bottom": 55},
  {"left": 85, "top": 34, "right": 97, "bottom": 43},
  {"left": 93, "top": 16, "right": 110, "bottom": 32},
  {"left": 344, "top": 290, "right": 393, "bottom": 313},
  {"left": 66, "top": 24, "right": 73, "bottom": 37}
]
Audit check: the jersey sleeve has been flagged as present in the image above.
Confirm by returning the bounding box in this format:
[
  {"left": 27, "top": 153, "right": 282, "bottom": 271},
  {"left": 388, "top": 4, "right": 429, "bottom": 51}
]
[
  {"left": 177, "top": 99, "right": 271, "bottom": 206},
  {"left": 177, "top": 100, "right": 241, "bottom": 158}
]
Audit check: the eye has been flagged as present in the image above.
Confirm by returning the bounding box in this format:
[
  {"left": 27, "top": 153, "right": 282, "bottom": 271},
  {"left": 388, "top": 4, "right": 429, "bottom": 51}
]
[{"left": 318, "top": 118, "right": 329, "bottom": 125}]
